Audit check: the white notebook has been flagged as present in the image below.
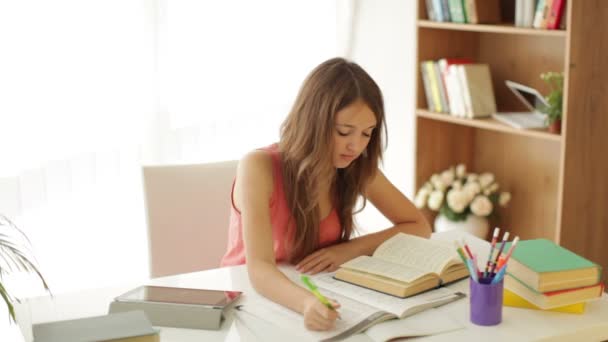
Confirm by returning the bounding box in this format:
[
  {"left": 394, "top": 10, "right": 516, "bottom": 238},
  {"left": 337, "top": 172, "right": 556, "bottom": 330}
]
[{"left": 235, "top": 266, "right": 465, "bottom": 341}]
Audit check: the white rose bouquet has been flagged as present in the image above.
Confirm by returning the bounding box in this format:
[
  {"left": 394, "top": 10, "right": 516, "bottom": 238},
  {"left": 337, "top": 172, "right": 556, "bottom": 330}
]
[{"left": 414, "top": 164, "right": 511, "bottom": 222}]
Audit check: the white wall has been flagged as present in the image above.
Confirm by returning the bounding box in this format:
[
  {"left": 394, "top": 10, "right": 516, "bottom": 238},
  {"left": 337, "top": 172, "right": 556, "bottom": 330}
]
[{"left": 352, "top": 0, "right": 419, "bottom": 232}]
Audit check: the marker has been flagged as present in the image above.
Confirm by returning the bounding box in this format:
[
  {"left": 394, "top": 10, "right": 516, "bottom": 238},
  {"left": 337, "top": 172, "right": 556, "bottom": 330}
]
[
  {"left": 466, "top": 259, "right": 479, "bottom": 283},
  {"left": 490, "top": 232, "right": 510, "bottom": 276},
  {"left": 484, "top": 228, "right": 500, "bottom": 278},
  {"left": 301, "top": 275, "right": 341, "bottom": 319},
  {"left": 462, "top": 239, "right": 474, "bottom": 259},
  {"left": 454, "top": 240, "right": 468, "bottom": 263},
  {"left": 491, "top": 264, "right": 508, "bottom": 284},
  {"left": 496, "top": 236, "right": 520, "bottom": 273}
]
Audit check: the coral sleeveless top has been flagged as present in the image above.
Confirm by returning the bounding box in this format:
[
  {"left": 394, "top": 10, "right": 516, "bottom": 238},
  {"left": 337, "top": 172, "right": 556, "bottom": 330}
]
[{"left": 220, "top": 144, "right": 342, "bottom": 267}]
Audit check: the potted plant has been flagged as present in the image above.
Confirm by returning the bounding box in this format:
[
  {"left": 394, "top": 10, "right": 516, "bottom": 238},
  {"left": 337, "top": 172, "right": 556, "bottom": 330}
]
[
  {"left": 540, "top": 71, "right": 564, "bottom": 134},
  {"left": 0, "top": 214, "right": 49, "bottom": 322},
  {"left": 414, "top": 164, "right": 511, "bottom": 239}
]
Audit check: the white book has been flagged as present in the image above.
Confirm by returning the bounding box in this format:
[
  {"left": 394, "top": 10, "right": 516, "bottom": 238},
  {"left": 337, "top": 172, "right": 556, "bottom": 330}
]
[
  {"left": 522, "top": 0, "right": 537, "bottom": 27},
  {"left": 515, "top": 0, "right": 524, "bottom": 27},
  {"left": 446, "top": 64, "right": 466, "bottom": 117}
]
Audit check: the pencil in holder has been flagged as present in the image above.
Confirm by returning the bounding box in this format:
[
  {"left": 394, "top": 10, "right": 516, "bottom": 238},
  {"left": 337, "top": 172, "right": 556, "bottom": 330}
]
[{"left": 469, "top": 277, "right": 504, "bottom": 326}]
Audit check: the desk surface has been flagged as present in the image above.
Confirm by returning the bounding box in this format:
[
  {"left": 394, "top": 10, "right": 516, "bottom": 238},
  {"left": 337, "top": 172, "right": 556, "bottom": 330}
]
[{"left": 14, "top": 231, "right": 608, "bottom": 342}]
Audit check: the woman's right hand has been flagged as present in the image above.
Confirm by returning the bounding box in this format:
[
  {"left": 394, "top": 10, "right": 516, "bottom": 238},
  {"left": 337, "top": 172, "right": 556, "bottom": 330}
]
[{"left": 302, "top": 296, "right": 341, "bottom": 331}]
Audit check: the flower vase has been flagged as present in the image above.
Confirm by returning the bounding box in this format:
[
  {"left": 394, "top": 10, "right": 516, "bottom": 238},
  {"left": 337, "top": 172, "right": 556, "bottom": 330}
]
[{"left": 434, "top": 213, "right": 490, "bottom": 239}]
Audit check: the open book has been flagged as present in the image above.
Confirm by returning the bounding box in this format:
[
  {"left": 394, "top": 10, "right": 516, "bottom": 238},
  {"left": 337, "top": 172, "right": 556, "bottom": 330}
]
[
  {"left": 335, "top": 233, "right": 469, "bottom": 297},
  {"left": 236, "top": 266, "right": 465, "bottom": 341}
]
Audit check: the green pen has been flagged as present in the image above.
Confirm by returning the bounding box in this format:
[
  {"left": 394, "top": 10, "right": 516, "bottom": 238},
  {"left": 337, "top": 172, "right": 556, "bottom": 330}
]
[{"left": 300, "top": 275, "right": 341, "bottom": 319}]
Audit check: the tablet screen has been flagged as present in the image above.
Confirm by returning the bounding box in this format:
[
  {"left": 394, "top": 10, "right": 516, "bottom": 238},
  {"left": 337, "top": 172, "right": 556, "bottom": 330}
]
[{"left": 117, "top": 285, "right": 241, "bottom": 307}]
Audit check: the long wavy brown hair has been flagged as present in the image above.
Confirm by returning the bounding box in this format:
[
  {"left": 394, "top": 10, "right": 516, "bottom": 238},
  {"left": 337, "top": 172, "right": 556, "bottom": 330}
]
[{"left": 279, "top": 57, "right": 386, "bottom": 263}]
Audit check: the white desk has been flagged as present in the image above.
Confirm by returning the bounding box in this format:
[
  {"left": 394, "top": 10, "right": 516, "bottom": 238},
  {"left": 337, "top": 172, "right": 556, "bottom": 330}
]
[{"left": 14, "top": 231, "right": 608, "bottom": 341}]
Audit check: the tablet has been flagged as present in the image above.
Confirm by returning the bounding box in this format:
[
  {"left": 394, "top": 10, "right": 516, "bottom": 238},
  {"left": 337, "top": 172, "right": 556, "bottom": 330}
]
[
  {"left": 115, "top": 285, "right": 242, "bottom": 308},
  {"left": 505, "top": 80, "right": 548, "bottom": 113}
]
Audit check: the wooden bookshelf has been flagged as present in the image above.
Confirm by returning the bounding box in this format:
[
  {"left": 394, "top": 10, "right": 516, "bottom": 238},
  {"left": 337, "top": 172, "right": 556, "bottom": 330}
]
[
  {"left": 418, "top": 20, "right": 567, "bottom": 37},
  {"left": 416, "top": 109, "right": 562, "bottom": 142},
  {"left": 415, "top": 0, "right": 608, "bottom": 285}
]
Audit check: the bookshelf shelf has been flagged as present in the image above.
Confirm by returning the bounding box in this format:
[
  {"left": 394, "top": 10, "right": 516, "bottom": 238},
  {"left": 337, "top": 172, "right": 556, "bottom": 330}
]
[
  {"left": 417, "top": 20, "right": 567, "bottom": 37},
  {"left": 416, "top": 109, "right": 562, "bottom": 143},
  {"left": 415, "top": 0, "right": 608, "bottom": 285}
]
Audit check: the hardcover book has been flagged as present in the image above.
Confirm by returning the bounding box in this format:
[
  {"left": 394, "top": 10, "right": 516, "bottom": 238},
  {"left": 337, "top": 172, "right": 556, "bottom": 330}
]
[
  {"left": 33, "top": 311, "right": 159, "bottom": 342},
  {"left": 505, "top": 274, "right": 603, "bottom": 310},
  {"left": 335, "top": 233, "right": 469, "bottom": 298},
  {"left": 505, "top": 238, "right": 602, "bottom": 292},
  {"left": 503, "top": 288, "right": 586, "bottom": 314}
]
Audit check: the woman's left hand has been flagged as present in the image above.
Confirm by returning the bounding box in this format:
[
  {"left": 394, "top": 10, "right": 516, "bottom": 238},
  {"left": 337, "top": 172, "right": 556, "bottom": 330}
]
[{"left": 295, "top": 243, "right": 359, "bottom": 275}]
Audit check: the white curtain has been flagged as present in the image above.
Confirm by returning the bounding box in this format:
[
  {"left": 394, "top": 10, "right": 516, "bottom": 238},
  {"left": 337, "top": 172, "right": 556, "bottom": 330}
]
[
  {"left": 157, "top": 0, "right": 338, "bottom": 164},
  {"left": 0, "top": 0, "right": 343, "bottom": 296}
]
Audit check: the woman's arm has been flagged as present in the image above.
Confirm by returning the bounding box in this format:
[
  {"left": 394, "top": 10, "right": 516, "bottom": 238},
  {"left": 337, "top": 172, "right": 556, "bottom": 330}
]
[
  {"left": 235, "top": 151, "right": 340, "bottom": 330},
  {"left": 297, "top": 169, "right": 432, "bottom": 274}
]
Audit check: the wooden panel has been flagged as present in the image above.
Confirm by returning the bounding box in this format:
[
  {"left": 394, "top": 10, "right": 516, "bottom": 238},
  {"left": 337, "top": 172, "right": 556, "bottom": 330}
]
[
  {"left": 558, "top": 0, "right": 608, "bottom": 285},
  {"left": 417, "top": 110, "right": 562, "bottom": 142},
  {"left": 478, "top": 33, "right": 566, "bottom": 111},
  {"left": 474, "top": 130, "right": 561, "bottom": 241},
  {"left": 415, "top": 118, "right": 475, "bottom": 224},
  {"left": 418, "top": 21, "right": 567, "bottom": 37}
]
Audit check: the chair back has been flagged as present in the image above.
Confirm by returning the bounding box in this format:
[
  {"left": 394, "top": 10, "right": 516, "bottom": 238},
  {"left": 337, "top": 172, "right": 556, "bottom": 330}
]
[{"left": 142, "top": 160, "right": 238, "bottom": 278}]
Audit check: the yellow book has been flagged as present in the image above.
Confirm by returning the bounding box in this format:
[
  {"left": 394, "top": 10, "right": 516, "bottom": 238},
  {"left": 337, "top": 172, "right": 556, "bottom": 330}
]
[{"left": 503, "top": 288, "right": 586, "bottom": 314}]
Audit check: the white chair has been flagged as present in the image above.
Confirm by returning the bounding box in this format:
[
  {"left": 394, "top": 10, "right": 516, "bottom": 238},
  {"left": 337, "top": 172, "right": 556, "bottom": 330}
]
[{"left": 142, "top": 160, "right": 238, "bottom": 278}]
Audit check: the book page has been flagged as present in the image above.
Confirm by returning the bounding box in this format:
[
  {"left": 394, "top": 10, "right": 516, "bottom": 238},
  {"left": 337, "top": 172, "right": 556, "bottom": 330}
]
[
  {"left": 373, "top": 233, "right": 461, "bottom": 275},
  {"left": 313, "top": 273, "right": 465, "bottom": 318},
  {"left": 340, "top": 256, "right": 429, "bottom": 283}
]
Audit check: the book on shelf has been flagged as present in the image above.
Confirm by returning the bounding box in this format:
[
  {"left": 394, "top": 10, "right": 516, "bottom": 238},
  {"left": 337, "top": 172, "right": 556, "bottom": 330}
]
[
  {"left": 505, "top": 274, "right": 604, "bottom": 310},
  {"left": 437, "top": 58, "right": 473, "bottom": 117},
  {"left": 464, "top": 0, "right": 501, "bottom": 24},
  {"left": 238, "top": 265, "right": 466, "bottom": 342},
  {"left": 425, "top": 0, "right": 437, "bottom": 21},
  {"left": 455, "top": 64, "right": 496, "bottom": 118},
  {"left": 421, "top": 61, "right": 447, "bottom": 113},
  {"left": 504, "top": 238, "right": 602, "bottom": 292},
  {"left": 334, "top": 233, "right": 469, "bottom": 298},
  {"left": 432, "top": 0, "right": 448, "bottom": 22},
  {"left": 32, "top": 310, "right": 160, "bottom": 342},
  {"left": 432, "top": 62, "right": 450, "bottom": 113},
  {"left": 448, "top": 0, "right": 468, "bottom": 23},
  {"left": 515, "top": 0, "right": 536, "bottom": 27},
  {"left": 533, "top": 0, "right": 548, "bottom": 29},
  {"left": 503, "top": 288, "right": 586, "bottom": 314},
  {"left": 546, "top": 0, "right": 566, "bottom": 29}
]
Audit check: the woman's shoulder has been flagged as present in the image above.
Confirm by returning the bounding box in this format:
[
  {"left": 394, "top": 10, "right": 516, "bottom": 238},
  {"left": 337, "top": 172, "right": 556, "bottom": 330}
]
[{"left": 238, "top": 148, "right": 275, "bottom": 181}]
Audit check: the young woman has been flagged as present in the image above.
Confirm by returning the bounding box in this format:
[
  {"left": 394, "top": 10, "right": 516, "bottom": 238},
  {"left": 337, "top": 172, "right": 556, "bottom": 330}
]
[{"left": 221, "top": 57, "right": 431, "bottom": 331}]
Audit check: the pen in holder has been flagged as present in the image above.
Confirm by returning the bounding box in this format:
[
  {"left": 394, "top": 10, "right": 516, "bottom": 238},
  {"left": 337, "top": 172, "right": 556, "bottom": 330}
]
[{"left": 469, "top": 276, "right": 504, "bottom": 326}]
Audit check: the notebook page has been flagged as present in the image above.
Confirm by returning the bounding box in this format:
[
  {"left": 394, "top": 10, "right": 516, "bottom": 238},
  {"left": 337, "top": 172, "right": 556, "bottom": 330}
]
[
  {"left": 340, "top": 255, "right": 428, "bottom": 283},
  {"left": 373, "top": 234, "right": 459, "bottom": 274},
  {"left": 236, "top": 287, "right": 383, "bottom": 341},
  {"left": 313, "top": 273, "right": 463, "bottom": 318},
  {"left": 364, "top": 307, "right": 464, "bottom": 341}
]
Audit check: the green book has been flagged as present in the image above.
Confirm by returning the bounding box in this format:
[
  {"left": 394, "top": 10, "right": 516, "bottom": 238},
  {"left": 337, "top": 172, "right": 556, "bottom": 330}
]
[
  {"left": 448, "top": 0, "right": 468, "bottom": 23},
  {"left": 505, "top": 239, "right": 602, "bottom": 293}
]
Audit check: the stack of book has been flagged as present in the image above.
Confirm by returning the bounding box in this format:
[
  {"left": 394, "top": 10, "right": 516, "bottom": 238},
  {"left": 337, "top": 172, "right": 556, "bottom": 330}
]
[
  {"left": 425, "top": 0, "right": 501, "bottom": 24},
  {"left": 515, "top": 0, "right": 567, "bottom": 30},
  {"left": 503, "top": 239, "right": 604, "bottom": 313},
  {"left": 420, "top": 59, "right": 496, "bottom": 119}
]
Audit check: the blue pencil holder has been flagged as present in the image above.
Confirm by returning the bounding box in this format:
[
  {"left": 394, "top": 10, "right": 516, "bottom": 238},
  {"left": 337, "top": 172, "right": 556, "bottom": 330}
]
[{"left": 469, "top": 277, "right": 504, "bottom": 326}]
